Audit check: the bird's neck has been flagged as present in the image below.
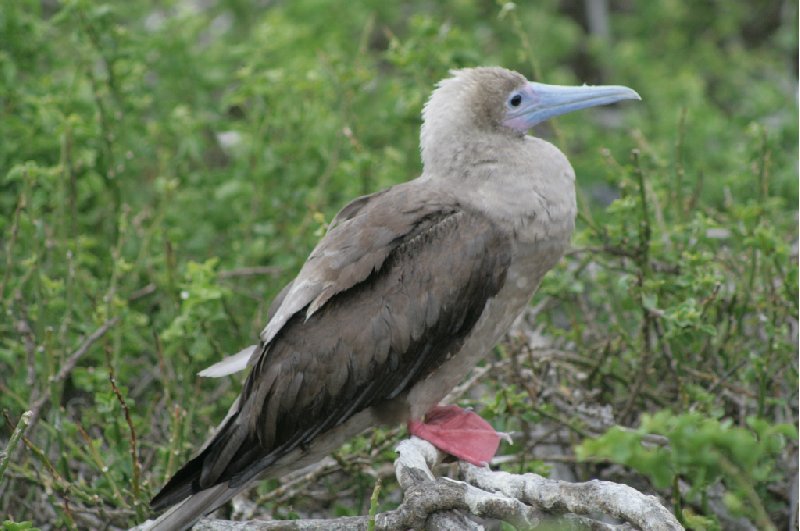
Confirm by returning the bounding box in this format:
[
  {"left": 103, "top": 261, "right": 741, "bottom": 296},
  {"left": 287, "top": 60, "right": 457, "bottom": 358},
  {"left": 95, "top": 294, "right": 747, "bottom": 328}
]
[
  {"left": 421, "top": 128, "right": 510, "bottom": 177},
  {"left": 422, "top": 135, "right": 577, "bottom": 246}
]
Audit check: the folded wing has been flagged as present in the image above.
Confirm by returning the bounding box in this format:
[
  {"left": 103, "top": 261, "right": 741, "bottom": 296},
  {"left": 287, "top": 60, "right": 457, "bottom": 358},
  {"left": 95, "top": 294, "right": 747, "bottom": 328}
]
[{"left": 151, "top": 182, "right": 512, "bottom": 510}]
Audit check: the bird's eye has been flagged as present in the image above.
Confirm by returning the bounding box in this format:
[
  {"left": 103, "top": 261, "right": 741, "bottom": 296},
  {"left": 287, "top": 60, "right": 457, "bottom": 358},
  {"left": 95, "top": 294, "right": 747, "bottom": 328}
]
[{"left": 509, "top": 94, "right": 522, "bottom": 107}]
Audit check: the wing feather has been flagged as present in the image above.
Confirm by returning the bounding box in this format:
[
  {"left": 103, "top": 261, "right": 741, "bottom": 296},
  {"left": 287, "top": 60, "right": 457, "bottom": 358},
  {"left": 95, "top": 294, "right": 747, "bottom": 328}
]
[
  {"left": 260, "top": 182, "right": 458, "bottom": 345},
  {"left": 151, "top": 184, "right": 512, "bottom": 512}
]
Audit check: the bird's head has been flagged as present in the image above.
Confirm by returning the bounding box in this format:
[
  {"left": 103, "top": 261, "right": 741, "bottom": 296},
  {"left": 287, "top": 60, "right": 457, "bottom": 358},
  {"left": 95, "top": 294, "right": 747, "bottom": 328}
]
[{"left": 420, "top": 67, "right": 640, "bottom": 170}]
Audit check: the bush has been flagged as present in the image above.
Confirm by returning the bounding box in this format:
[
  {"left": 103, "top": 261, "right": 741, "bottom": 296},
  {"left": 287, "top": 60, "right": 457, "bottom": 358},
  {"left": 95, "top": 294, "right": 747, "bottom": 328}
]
[{"left": 1, "top": 1, "right": 796, "bottom": 528}]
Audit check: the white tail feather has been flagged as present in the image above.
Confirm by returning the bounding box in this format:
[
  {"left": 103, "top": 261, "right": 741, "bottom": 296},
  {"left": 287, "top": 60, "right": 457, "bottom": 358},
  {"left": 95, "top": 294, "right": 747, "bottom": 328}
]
[{"left": 198, "top": 345, "right": 257, "bottom": 377}]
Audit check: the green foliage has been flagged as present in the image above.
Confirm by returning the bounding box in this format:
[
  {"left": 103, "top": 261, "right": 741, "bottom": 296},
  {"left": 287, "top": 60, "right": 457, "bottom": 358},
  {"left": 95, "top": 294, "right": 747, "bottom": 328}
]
[
  {"left": 0, "top": 0, "right": 796, "bottom": 528},
  {"left": 1, "top": 522, "right": 38, "bottom": 531},
  {"left": 578, "top": 412, "right": 796, "bottom": 523}
]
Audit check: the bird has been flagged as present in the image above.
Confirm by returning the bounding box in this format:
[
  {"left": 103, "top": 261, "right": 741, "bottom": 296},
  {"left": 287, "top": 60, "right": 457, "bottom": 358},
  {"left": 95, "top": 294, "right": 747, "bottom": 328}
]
[{"left": 147, "top": 66, "right": 639, "bottom": 529}]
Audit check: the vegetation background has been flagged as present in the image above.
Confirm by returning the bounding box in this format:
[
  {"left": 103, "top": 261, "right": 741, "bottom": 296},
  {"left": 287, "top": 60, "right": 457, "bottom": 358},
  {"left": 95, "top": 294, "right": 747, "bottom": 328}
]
[{"left": 1, "top": 0, "right": 797, "bottom": 529}]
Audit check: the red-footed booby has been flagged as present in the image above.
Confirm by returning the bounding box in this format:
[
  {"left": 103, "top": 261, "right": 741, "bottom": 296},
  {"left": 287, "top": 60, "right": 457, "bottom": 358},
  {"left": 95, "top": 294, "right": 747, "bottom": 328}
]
[{"left": 148, "top": 67, "right": 639, "bottom": 529}]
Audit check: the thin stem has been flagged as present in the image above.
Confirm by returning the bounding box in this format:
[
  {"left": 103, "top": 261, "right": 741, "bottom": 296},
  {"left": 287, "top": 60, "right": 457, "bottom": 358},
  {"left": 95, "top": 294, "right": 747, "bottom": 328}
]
[
  {"left": 367, "top": 477, "right": 382, "bottom": 531},
  {"left": 0, "top": 410, "right": 31, "bottom": 483}
]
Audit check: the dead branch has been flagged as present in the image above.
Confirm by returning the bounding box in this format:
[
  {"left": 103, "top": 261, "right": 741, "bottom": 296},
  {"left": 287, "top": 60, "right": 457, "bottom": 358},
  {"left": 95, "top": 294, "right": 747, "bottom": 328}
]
[
  {"left": 186, "top": 437, "right": 683, "bottom": 531},
  {"left": 463, "top": 456, "right": 681, "bottom": 531}
]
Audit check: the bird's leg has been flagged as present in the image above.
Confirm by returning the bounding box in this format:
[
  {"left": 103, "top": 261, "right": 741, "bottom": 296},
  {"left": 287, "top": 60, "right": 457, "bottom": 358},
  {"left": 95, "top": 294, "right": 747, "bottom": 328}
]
[{"left": 406, "top": 405, "right": 508, "bottom": 466}]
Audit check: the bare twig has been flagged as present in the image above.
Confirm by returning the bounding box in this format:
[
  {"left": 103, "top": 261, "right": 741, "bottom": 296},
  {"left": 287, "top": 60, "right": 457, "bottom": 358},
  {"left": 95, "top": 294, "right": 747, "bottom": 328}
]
[
  {"left": 129, "top": 283, "right": 157, "bottom": 301},
  {"left": 25, "top": 317, "right": 120, "bottom": 436},
  {"left": 218, "top": 266, "right": 283, "bottom": 279},
  {"left": 53, "top": 317, "right": 121, "bottom": 384},
  {"left": 106, "top": 346, "right": 143, "bottom": 512}
]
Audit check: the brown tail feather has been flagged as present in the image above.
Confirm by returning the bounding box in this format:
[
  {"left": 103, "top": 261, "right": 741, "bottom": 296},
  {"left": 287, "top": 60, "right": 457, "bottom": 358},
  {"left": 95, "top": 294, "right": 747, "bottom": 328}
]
[
  {"left": 146, "top": 482, "right": 243, "bottom": 531},
  {"left": 150, "top": 399, "right": 244, "bottom": 511},
  {"left": 149, "top": 450, "right": 208, "bottom": 511}
]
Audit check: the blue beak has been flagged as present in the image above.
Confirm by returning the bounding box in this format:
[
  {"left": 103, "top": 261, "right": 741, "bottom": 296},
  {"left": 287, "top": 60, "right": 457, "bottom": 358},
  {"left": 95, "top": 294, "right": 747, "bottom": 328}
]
[{"left": 504, "top": 81, "right": 640, "bottom": 131}]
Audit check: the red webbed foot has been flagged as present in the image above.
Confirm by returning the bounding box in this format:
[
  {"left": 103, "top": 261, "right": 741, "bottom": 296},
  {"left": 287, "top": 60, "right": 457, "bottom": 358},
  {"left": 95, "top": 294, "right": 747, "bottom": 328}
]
[{"left": 407, "top": 405, "right": 508, "bottom": 466}]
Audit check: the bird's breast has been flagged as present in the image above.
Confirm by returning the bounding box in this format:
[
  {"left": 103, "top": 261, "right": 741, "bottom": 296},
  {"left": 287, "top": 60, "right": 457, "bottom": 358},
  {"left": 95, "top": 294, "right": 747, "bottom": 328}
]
[
  {"left": 406, "top": 234, "right": 569, "bottom": 418},
  {"left": 406, "top": 139, "right": 577, "bottom": 417}
]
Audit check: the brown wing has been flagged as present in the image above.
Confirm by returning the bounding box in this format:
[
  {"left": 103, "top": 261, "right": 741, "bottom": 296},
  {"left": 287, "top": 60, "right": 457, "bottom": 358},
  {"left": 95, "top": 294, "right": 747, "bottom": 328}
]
[
  {"left": 259, "top": 182, "right": 460, "bottom": 346},
  {"left": 151, "top": 189, "right": 512, "bottom": 510}
]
